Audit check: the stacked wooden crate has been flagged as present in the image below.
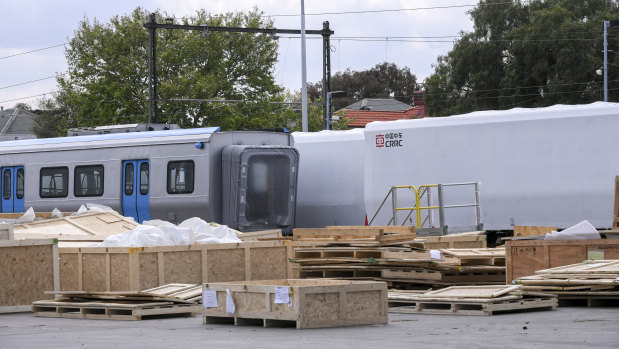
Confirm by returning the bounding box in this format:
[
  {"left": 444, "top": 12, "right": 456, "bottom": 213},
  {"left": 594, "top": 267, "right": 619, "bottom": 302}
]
[
  {"left": 290, "top": 227, "right": 503, "bottom": 288},
  {"left": 514, "top": 260, "right": 619, "bottom": 306}
]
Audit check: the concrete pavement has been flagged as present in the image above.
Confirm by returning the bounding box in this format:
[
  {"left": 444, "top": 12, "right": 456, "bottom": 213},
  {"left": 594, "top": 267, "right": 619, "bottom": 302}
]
[{"left": 1, "top": 307, "right": 618, "bottom": 349}]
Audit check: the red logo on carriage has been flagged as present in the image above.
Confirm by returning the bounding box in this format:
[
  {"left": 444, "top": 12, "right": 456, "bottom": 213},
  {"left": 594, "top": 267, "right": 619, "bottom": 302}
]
[{"left": 375, "top": 134, "right": 385, "bottom": 148}]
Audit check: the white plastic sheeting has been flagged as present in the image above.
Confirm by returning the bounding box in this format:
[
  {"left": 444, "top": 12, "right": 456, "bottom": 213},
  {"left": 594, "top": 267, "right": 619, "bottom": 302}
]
[
  {"left": 293, "top": 129, "right": 366, "bottom": 227},
  {"left": 364, "top": 102, "right": 619, "bottom": 230},
  {"left": 100, "top": 217, "right": 241, "bottom": 247},
  {"left": 544, "top": 220, "right": 601, "bottom": 240}
]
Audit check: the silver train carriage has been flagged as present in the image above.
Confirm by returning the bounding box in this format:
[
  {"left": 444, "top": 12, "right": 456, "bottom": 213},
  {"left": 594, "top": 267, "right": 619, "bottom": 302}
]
[{"left": 0, "top": 128, "right": 299, "bottom": 233}]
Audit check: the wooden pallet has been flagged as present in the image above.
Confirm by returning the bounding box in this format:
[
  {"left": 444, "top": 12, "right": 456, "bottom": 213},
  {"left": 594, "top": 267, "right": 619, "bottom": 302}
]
[
  {"left": 440, "top": 248, "right": 505, "bottom": 266},
  {"left": 515, "top": 260, "right": 619, "bottom": 306},
  {"left": 292, "top": 226, "right": 416, "bottom": 246},
  {"left": 32, "top": 299, "right": 201, "bottom": 320},
  {"left": 388, "top": 286, "right": 557, "bottom": 316},
  {"left": 45, "top": 284, "right": 203, "bottom": 303}
]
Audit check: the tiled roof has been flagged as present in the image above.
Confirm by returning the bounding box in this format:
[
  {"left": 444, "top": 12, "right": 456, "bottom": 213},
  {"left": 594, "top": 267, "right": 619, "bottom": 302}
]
[{"left": 338, "top": 107, "right": 423, "bottom": 128}]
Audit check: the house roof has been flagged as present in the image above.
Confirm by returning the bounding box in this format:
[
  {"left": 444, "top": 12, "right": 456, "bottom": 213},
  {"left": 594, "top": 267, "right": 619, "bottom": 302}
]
[
  {"left": 0, "top": 108, "right": 36, "bottom": 135},
  {"left": 345, "top": 98, "right": 413, "bottom": 111},
  {"left": 339, "top": 107, "right": 423, "bottom": 128}
]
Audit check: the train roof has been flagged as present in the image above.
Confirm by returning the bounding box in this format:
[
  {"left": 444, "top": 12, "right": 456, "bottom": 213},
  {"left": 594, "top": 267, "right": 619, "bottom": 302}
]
[
  {"left": 365, "top": 102, "right": 619, "bottom": 131},
  {"left": 0, "top": 127, "right": 221, "bottom": 153}
]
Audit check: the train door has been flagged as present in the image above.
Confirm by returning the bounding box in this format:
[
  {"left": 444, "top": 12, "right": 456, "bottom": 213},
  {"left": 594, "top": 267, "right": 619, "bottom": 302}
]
[
  {"left": 121, "top": 160, "right": 150, "bottom": 223},
  {"left": 1, "top": 166, "right": 25, "bottom": 213}
]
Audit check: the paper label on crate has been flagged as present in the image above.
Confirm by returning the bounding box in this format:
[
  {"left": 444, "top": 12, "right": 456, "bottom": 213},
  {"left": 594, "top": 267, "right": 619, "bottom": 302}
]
[
  {"left": 203, "top": 290, "right": 218, "bottom": 308},
  {"left": 274, "top": 286, "right": 290, "bottom": 304},
  {"left": 226, "top": 288, "right": 236, "bottom": 314},
  {"left": 430, "top": 249, "right": 441, "bottom": 260}
]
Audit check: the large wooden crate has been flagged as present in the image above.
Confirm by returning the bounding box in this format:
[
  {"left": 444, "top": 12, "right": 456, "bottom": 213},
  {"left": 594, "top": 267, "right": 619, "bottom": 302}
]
[
  {"left": 58, "top": 241, "right": 293, "bottom": 292},
  {"left": 203, "top": 279, "right": 388, "bottom": 328},
  {"left": 0, "top": 239, "right": 59, "bottom": 313},
  {"left": 506, "top": 239, "right": 619, "bottom": 282}
]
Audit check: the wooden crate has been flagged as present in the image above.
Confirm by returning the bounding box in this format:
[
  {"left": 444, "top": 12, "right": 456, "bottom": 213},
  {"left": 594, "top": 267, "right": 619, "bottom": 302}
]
[
  {"left": 506, "top": 239, "right": 619, "bottom": 282},
  {"left": 202, "top": 279, "right": 388, "bottom": 329},
  {"left": 58, "top": 241, "right": 293, "bottom": 292},
  {"left": 0, "top": 239, "right": 59, "bottom": 313}
]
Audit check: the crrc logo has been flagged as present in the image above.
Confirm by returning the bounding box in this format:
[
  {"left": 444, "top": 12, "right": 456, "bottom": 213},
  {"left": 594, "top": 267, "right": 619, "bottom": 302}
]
[
  {"left": 375, "top": 134, "right": 385, "bottom": 148},
  {"left": 376, "top": 132, "right": 403, "bottom": 148}
]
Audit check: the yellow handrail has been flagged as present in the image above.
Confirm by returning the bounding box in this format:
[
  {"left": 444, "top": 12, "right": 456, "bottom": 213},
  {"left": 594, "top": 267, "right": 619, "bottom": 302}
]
[{"left": 389, "top": 184, "right": 439, "bottom": 228}]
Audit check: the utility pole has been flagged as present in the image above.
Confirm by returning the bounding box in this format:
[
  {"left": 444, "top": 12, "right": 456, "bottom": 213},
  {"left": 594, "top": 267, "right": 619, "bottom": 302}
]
[
  {"left": 147, "top": 13, "right": 158, "bottom": 123},
  {"left": 143, "top": 16, "right": 334, "bottom": 128},
  {"left": 603, "top": 20, "right": 619, "bottom": 102},
  {"left": 300, "top": 0, "right": 308, "bottom": 132},
  {"left": 322, "top": 21, "right": 332, "bottom": 130},
  {"left": 325, "top": 91, "right": 346, "bottom": 130}
]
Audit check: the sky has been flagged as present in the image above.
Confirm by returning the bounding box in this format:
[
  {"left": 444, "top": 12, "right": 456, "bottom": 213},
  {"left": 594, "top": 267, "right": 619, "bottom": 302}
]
[{"left": 0, "top": 0, "right": 475, "bottom": 109}]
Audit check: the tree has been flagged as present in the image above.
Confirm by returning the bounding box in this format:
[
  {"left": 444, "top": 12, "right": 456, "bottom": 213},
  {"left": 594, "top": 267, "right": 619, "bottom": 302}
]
[
  {"left": 424, "top": 0, "right": 619, "bottom": 116},
  {"left": 46, "top": 7, "right": 294, "bottom": 134},
  {"left": 31, "top": 97, "right": 68, "bottom": 138},
  {"left": 13, "top": 102, "right": 32, "bottom": 111},
  {"left": 308, "top": 62, "right": 418, "bottom": 111},
  {"left": 280, "top": 90, "right": 349, "bottom": 131}
]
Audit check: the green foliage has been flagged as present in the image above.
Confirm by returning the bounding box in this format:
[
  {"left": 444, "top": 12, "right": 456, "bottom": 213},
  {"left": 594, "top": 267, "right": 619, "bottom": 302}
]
[
  {"left": 46, "top": 7, "right": 294, "bottom": 133},
  {"left": 31, "top": 97, "right": 68, "bottom": 138},
  {"left": 424, "top": 0, "right": 619, "bottom": 116},
  {"left": 308, "top": 62, "right": 418, "bottom": 111},
  {"left": 280, "top": 89, "right": 349, "bottom": 131}
]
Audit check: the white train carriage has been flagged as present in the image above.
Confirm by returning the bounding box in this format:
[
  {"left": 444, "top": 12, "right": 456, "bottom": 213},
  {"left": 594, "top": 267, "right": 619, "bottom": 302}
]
[
  {"left": 0, "top": 128, "right": 299, "bottom": 233},
  {"left": 293, "top": 102, "right": 619, "bottom": 232},
  {"left": 293, "top": 129, "right": 366, "bottom": 227}
]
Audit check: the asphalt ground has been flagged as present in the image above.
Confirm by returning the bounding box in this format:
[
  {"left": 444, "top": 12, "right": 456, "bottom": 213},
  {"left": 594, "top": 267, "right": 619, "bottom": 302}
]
[{"left": 1, "top": 306, "right": 618, "bottom": 349}]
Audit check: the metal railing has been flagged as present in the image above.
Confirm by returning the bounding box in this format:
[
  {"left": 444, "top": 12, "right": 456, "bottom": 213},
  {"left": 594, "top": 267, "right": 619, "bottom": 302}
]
[{"left": 368, "top": 182, "right": 483, "bottom": 235}]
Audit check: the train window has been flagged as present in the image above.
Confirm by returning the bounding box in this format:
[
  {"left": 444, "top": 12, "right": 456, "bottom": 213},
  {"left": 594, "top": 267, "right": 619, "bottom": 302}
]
[
  {"left": 16, "top": 168, "right": 24, "bottom": 199},
  {"left": 125, "top": 163, "right": 134, "bottom": 195},
  {"left": 167, "top": 161, "right": 194, "bottom": 194},
  {"left": 40, "top": 167, "right": 69, "bottom": 198},
  {"left": 74, "top": 165, "right": 104, "bottom": 197},
  {"left": 140, "top": 162, "right": 149, "bottom": 195},
  {"left": 3, "top": 169, "right": 10, "bottom": 200}
]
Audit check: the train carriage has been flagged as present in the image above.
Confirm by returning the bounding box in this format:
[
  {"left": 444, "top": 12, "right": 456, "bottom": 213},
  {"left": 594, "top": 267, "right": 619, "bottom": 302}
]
[{"left": 0, "top": 128, "right": 299, "bottom": 233}]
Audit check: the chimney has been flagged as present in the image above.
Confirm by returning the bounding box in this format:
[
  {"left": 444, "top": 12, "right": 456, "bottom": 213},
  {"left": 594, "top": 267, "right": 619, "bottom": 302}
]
[
  {"left": 413, "top": 91, "right": 425, "bottom": 118},
  {"left": 413, "top": 91, "right": 424, "bottom": 107},
  {"left": 1, "top": 106, "right": 3, "bottom": 117}
]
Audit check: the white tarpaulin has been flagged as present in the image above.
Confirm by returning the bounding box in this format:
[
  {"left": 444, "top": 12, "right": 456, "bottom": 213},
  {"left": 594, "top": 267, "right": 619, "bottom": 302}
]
[
  {"left": 100, "top": 217, "right": 241, "bottom": 247},
  {"left": 544, "top": 220, "right": 601, "bottom": 240}
]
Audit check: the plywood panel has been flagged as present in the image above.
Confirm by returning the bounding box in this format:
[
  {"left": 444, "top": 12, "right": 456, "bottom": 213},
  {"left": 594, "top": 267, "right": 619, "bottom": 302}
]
[
  {"left": 507, "top": 244, "right": 548, "bottom": 283},
  {"left": 110, "top": 254, "right": 130, "bottom": 291},
  {"left": 163, "top": 251, "right": 202, "bottom": 284},
  {"left": 138, "top": 253, "right": 159, "bottom": 291},
  {"left": 207, "top": 248, "right": 245, "bottom": 282},
  {"left": 345, "top": 290, "right": 382, "bottom": 320},
  {"left": 0, "top": 240, "right": 57, "bottom": 311},
  {"left": 82, "top": 253, "right": 107, "bottom": 291},
  {"left": 249, "top": 247, "right": 288, "bottom": 280},
  {"left": 304, "top": 292, "right": 340, "bottom": 324},
  {"left": 514, "top": 226, "right": 557, "bottom": 237},
  {"left": 59, "top": 252, "right": 79, "bottom": 291},
  {"left": 548, "top": 245, "right": 586, "bottom": 268}
]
